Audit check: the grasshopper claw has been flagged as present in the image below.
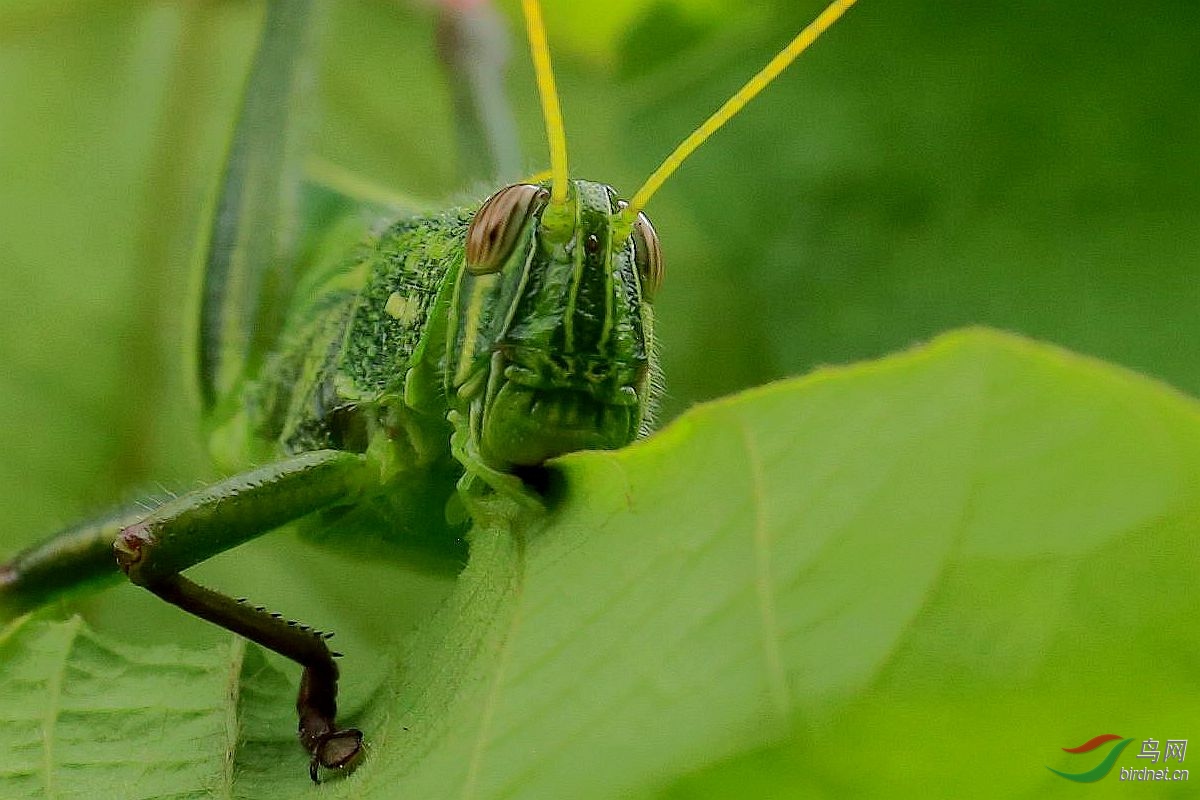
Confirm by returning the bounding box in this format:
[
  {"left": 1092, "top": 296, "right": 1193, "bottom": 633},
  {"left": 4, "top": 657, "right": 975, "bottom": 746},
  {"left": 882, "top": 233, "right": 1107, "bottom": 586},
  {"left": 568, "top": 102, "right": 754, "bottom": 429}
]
[{"left": 309, "top": 728, "right": 364, "bottom": 783}]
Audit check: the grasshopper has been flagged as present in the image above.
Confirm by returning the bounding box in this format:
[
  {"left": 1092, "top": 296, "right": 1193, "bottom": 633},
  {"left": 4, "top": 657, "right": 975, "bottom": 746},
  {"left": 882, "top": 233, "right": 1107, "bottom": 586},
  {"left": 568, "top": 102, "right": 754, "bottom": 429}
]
[{"left": 0, "top": 0, "right": 857, "bottom": 781}]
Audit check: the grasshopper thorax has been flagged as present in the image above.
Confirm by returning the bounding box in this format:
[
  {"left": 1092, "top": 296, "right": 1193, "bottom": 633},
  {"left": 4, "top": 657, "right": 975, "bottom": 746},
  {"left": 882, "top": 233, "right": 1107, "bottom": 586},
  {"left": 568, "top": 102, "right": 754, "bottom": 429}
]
[{"left": 447, "top": 179, "right": 661, "bottom": 468}]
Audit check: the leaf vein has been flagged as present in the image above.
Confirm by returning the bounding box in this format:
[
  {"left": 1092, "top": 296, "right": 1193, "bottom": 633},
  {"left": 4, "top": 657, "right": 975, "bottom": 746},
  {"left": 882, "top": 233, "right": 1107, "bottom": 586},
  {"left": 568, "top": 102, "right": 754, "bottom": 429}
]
[
  {"left": 737, "top": 418, "right": 790, "bottom": 719},
  {"left": 461, "top": 531, "right": 528, "bottom": 800},
  {"left": 219, "top": 635, "right": 247, "bottom": 800},
  {"left": 42, "top": 616, "right": 83, "bottom": 800}
]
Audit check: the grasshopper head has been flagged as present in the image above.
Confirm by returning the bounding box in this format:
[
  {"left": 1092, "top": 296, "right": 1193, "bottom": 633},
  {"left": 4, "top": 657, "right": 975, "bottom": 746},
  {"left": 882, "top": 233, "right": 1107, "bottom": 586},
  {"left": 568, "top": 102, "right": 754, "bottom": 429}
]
[
  {"left": 447, "top": 0, "right": 855, "bottom": 471},
  {"left": 447, "top": 179, "right": 662, "bottom": 468}
]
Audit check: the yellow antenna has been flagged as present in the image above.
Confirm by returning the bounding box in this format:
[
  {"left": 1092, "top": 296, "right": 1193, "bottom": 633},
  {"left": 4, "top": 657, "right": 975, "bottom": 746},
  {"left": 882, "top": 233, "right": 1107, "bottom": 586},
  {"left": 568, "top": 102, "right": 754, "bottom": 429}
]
[
  {"left": 521, "top": 0, "right": 570, "bottom": 204},
  {"left": 626, "top": 0, "right": 858, "bottom": 218}
]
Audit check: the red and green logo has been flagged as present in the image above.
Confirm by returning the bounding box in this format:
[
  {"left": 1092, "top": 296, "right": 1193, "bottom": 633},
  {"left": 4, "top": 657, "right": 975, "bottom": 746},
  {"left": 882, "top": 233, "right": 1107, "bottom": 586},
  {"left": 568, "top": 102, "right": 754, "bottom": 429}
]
[{"left": 1048, "top": 734, "right": 1134, "bottom": 782}]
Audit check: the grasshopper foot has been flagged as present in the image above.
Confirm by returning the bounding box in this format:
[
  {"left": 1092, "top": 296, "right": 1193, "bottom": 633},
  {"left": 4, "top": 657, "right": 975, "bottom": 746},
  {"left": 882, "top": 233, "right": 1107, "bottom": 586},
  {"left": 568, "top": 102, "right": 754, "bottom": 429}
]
[
  {"left": 299, "top": 663, "right": 363, "bottom": 782},
  {"left": 309, "top": 728, "right": 364, "bottom": 782}
]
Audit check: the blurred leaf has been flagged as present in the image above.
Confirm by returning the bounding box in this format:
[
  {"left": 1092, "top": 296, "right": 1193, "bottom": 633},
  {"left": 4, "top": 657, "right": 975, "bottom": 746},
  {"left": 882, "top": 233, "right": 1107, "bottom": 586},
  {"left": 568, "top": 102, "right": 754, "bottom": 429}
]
[
  {"left": 3, "top": 329, "right": 1196, "bottom": 797},
  {"left": 495, "top": 0, "right": 743, "bottom": 64},
  {"left": 613, "top": 0, "right": 1200, "bottom": 417}
]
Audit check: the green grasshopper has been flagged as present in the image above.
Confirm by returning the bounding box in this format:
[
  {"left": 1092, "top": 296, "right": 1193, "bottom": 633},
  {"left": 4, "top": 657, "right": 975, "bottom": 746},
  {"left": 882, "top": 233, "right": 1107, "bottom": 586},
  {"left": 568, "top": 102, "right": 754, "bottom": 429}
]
[{"left": 0, "top": 0, "right": 857, "bottom": 781}]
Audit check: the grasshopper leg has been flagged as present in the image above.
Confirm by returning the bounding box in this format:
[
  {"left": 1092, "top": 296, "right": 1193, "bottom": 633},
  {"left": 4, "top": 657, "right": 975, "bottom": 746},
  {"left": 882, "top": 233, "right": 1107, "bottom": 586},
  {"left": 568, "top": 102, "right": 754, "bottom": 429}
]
[
  {"left": 0, "top": 502, "right": 153, "bottom": 610},
  {"left": 144, "top": 574, "right": 362, "bottom": 780},
  {"left": 112, "top": 449, "right": 378, "bottom": 780},
  {"left": 448, "top": 409, "right": 544, "bottom": 510}
]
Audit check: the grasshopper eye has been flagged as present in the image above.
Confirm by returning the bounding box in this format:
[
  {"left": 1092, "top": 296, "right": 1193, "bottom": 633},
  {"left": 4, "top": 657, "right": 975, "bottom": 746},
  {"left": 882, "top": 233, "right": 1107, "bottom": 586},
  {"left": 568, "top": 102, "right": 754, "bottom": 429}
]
[
  {"left": 631, "top": 211, "right": 664, "bottom": 298},
  {"left": 466, "top": 184, "right": 549, "bottom": 275}
]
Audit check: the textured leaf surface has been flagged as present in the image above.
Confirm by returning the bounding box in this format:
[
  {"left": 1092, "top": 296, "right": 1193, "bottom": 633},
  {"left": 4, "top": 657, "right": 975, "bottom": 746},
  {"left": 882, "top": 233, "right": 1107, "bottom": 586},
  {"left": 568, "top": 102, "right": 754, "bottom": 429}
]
[
  {"left": 0, "top": 615, "right": 237, "bottom": 799},
  {"left": 2, "top": 330, "right": 1196, "bottom": 798}
]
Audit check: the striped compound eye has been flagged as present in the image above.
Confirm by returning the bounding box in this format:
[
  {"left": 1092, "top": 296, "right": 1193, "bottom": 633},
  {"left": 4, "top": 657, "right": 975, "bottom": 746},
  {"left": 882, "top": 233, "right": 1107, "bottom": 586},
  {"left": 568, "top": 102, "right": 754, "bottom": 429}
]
[
  {"left": 631, "top": 211, "right": 664, "bottom": 298},
  {"left": 466, "top": 184, "right": 550, "bottom": 275}
]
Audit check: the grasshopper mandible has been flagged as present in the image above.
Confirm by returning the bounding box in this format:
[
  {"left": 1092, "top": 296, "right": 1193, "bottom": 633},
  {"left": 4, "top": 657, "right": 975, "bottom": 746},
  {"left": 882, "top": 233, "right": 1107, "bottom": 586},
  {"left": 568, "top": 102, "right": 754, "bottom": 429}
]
[{"left": 0, "top": 0, "right": 857, "bottom": 781}]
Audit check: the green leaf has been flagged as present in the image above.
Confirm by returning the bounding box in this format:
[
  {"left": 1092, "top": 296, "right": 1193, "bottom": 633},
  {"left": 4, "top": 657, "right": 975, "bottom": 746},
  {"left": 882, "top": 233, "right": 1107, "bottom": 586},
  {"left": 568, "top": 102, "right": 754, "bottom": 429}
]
[
  {"left": 2, "top": 329, "right": 1196, "bottom": 797},
  {"left": 0, "top": 614, "right": 257, "bottom": 798}
]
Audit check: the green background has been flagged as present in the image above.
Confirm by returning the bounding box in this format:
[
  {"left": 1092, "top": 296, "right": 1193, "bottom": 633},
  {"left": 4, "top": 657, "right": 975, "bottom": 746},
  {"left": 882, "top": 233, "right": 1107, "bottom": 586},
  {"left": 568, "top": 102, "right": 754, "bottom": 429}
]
[{"left": 0, "top": 0, "right": 1196, "bottom": 795}]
